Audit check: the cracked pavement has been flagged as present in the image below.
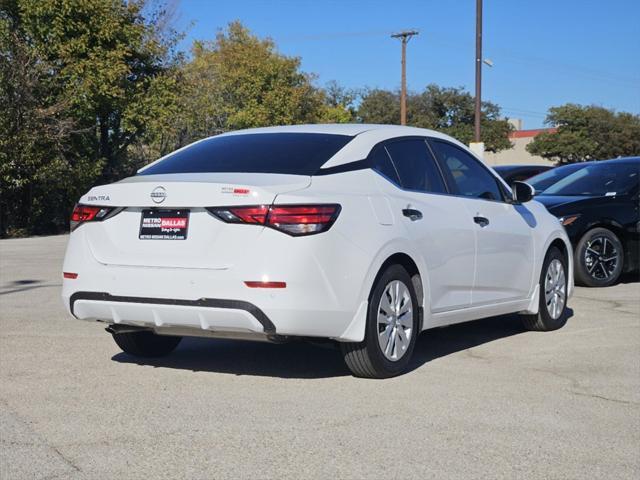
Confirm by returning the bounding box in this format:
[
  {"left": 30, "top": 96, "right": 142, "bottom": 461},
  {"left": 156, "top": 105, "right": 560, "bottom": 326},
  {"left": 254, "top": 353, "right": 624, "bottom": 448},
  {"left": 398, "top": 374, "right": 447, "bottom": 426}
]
[{"left": 1, "top": 235, "right": 639, "bottom": 479}]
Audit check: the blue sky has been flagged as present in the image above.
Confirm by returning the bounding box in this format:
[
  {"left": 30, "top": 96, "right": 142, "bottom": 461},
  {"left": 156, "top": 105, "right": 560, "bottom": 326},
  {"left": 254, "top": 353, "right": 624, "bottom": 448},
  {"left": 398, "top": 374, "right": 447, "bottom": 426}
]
[{"left": 176, "top": 0, "right": 639, "bottom": 129}]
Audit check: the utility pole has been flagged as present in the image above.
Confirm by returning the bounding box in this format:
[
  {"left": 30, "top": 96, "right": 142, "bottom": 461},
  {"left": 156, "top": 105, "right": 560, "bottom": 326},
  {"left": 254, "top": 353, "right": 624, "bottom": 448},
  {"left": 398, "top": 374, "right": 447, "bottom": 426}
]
[
  {"left": 474, "top": 0, "right": 483, "bottom": 144},
  {"left": 391, "top": 30, "right": 419, "bottom": 125}
]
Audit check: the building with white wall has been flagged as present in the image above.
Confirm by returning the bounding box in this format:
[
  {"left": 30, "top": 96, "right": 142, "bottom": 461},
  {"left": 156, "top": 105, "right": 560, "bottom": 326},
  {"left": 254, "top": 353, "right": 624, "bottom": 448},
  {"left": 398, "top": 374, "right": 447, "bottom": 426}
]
[{"left": 484, "top": 128, "right": 557, "bottom": 166}]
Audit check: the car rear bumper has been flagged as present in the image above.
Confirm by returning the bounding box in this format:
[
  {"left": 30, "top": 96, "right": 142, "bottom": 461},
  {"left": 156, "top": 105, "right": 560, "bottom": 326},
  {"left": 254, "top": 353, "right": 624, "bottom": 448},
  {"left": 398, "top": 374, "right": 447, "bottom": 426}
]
[
  {"left": 71, "top": 291, "right": 275, "bottom": 333},
  {"left": 62, "top": 227, "right": 373, "bottom": 341}
]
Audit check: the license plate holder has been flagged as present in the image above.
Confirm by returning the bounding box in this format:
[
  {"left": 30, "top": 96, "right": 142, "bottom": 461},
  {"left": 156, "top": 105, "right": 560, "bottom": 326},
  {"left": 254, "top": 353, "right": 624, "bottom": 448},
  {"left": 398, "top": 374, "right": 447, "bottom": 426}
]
[{"left": 139, "top": 209, "right": 189, "bottom": 240}]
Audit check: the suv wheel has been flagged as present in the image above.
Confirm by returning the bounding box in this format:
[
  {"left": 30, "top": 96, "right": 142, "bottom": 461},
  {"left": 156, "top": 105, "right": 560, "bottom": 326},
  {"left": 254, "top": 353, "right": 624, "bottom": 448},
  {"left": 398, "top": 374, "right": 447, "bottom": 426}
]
[
  {"left": 112, "top": 330, "right": 182, "bottom": 357},
  {"left": 521, "top": 247, "right": 569, "bottom": 331},
  {"left": 340, "top": 264, "right": 419, "bottom": 378},
  {"left": 574, "top": 227, "right": 624, "bottom": 287}
]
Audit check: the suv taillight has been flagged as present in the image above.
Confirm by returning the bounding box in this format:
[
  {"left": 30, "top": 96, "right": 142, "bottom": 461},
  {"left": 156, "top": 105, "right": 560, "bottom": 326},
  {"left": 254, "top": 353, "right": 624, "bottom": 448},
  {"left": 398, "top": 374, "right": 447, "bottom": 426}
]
[
  {"left": 208, "top": 204, "right": 341, "bottom": 236},
  {"left": 70, "top": 204, "right": 114, "bottom": 231}
]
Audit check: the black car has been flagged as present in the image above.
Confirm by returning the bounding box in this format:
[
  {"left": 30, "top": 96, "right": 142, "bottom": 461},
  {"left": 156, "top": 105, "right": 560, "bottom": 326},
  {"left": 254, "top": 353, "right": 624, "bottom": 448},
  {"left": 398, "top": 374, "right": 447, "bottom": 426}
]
[
  {"left": 534, "top": 157, "right": 639, "bottom": 287},
  {"left": 493, "top": 164, "right": 553, "bottom": 187}
]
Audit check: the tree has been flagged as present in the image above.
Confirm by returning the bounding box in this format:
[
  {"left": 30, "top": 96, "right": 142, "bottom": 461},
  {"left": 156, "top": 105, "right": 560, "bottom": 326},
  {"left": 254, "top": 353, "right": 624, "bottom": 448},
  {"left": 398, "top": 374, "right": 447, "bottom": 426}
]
[
  {"left": 527, "top": 104, "right": 640, "bottom": 163},
  {"left": 358, "top": 85, "right": 513, "bottom": 152},
  {"left": 357, "top": 89, "right": 400, "bottom": 125},
  {"left": 141, "top": 21, "right": 352, "bottom": 162},
  {"left": 0, "top": 1, "right": 101, "bottom": 235},
  {"left": 322, "top": 80, "right": 359, "bottom": 122},
  {"left": 0, "top": 0, "right": 179, "bottom": 236}
]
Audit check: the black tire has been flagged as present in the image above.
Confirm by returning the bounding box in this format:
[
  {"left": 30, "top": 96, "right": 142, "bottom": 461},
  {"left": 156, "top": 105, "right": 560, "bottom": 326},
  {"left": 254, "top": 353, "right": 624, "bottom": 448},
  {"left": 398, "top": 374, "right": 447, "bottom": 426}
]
[
  {"left": 112, "top": 330, "right": 182, "bottom": 357},
  {"left": 521, "top": 247, "right": 569, "bottom": 331},
  {"left": 340, "top": 264, "right": 419, "bottom": 379},
  {"left": 574, "top": 227, "right": 624, "bottom": 287}
]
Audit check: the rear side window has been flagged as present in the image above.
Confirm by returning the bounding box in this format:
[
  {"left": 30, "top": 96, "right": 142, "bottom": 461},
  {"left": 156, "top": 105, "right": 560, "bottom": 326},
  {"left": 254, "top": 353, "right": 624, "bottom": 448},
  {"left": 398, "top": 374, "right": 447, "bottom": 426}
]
[
  {"left": 370, "top": 146, "right": 401, "bottom": 185},
  {"left": 139, "top": 133, "right": 353, "bottom": 176},
  {"left": 431, "top": 140, "right": 504, "bottom": 201},
  {"left": 384, "top": 139, "right": 447, "bottom": 194}
]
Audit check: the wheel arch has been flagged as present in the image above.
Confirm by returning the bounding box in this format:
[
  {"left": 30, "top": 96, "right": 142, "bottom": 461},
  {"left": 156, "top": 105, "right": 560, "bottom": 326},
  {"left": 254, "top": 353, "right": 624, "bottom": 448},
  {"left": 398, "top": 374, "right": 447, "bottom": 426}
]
[
  {"left": 549, "top": 237, "right": 569, "bottom": 266},
  {"left": 372, "top": 253, "right": 425, "bottom": 329},
  {"left": 540, "top": 232, "right": 574, "bottom": 300},
  {"left": 338, "top": 245, "right": 430, "bottom": 343},
  {"left": 576, "top": 220, "right": 627, "bottom": 258}
]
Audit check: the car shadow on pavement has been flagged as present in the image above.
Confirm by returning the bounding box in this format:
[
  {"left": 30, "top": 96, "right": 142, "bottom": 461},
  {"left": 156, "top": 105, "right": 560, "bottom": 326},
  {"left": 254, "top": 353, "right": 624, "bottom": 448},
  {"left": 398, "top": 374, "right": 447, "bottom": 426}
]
[
  {"left": 0, "top": 279, "right": 61, "bottom": 296},
  {"left": 618, "top": 272, "right": 640, "bottom": 284},
  {"left": 112, "top": 309, "right": 574, "bottom": 379},
  {"left": 409, "top": 307, "right": 575, "bottom": 373},
  {"left": 112, "top": 337, "right": 352, "bottom": 379}
]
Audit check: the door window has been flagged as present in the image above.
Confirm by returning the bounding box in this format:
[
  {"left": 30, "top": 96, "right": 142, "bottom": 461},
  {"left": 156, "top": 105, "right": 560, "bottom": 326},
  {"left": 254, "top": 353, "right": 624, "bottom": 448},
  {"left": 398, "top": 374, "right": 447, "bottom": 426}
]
[{"left": 431, "top": 140, "right": 504, "bottom": 201}]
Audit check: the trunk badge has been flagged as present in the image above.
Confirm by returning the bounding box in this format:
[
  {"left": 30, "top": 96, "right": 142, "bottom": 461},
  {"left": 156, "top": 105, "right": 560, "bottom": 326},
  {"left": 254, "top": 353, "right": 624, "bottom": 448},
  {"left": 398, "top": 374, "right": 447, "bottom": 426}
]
[{"left": 151, "top": 186, "right": 167, "bottom": 204}]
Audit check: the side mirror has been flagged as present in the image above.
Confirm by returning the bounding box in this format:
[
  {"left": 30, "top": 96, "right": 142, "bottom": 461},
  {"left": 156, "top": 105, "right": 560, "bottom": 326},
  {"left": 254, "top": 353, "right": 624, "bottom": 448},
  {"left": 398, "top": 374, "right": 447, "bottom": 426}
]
[{"left": 512, "top": 181, "right": 535, "bottom": 203}]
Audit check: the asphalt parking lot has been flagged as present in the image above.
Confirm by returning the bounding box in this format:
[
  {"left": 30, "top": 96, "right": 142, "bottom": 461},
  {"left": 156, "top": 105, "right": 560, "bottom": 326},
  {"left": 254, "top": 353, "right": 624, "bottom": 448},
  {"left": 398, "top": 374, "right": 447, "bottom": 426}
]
[{"left": 1, "top": 235, "right": 638, "bottom": 479}]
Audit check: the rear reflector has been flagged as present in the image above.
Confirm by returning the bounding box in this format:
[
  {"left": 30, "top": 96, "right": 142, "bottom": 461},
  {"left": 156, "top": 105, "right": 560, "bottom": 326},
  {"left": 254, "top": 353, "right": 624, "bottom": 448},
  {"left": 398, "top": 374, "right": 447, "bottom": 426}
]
[
  {"left": 208, "top": 204, "right": 341, "bottom": 236},
  {"left": 244, "top": 281, "right": 287, "bottom": 289},
  {"left": 63, "top": 272, "right": 78, "bottom": 279}
]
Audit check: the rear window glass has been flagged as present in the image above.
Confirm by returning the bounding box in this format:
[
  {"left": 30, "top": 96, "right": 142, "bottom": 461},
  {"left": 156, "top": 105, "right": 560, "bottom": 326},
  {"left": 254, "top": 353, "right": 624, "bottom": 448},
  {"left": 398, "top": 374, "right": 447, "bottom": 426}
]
[{"left": 139, "top": 133, "right": 353, "bottom": 176}]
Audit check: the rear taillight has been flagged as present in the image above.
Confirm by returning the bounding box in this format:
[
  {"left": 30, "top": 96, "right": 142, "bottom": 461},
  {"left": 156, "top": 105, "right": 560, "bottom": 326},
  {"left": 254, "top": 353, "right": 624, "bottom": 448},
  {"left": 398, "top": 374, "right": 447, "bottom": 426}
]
[
  {"left": 70, "top": 204, "right": 114, "bottom": 231},
  {"left": 208, "top": 204, "right": 341, "bottom": 236}
]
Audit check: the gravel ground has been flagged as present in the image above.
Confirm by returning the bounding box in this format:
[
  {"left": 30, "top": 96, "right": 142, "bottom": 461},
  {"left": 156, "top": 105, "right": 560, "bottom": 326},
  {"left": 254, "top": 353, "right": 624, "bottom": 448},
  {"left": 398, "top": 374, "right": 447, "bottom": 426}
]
[{"left": 1, "top": 235, "right": 639, "bottom": 479}]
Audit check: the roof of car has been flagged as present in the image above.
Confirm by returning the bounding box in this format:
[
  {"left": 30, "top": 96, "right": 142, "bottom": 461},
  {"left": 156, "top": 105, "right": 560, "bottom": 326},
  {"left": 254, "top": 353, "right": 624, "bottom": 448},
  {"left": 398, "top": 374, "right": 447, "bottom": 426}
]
[
  {"left": 554, "top": 157, "right": 639, "bottom": 169},
  {"left": 219, "top": 123, "right": 443, "bottom": 138},
  {"left": 493, "top": 165, "right": 553, "bottom": 171},
  {"left": 601, "top": 156, "right": 640, "bottom": 164}
]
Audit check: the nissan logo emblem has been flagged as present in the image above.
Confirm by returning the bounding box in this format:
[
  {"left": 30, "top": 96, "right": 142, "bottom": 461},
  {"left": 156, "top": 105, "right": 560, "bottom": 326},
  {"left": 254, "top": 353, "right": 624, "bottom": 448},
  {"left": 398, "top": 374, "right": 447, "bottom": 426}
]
[{"left": 150, "top": 186, "right": 167, "bottom": 204}]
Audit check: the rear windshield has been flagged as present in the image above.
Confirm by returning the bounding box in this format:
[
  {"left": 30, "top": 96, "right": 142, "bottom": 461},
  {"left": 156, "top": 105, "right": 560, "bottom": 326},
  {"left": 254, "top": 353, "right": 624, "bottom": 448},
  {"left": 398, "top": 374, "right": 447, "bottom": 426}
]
[{"left": 139, "top": 133, "right": 353, "bottom": 176}]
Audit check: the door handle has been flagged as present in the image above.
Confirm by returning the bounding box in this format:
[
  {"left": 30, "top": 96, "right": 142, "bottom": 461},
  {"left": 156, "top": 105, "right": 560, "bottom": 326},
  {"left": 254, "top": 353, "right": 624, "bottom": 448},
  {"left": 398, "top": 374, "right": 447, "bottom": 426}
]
[
  {"left": 473, "top": 216, "right": 490, "bottom": 227},
  {"left": 402, "top": 208, "right": 423, "bottom": 221}
]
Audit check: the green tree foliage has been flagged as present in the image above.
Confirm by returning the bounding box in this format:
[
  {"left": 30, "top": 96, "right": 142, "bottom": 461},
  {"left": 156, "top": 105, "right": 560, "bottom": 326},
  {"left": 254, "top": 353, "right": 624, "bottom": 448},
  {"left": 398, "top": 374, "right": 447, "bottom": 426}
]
[
  {"left": 526, "top": 104, "right": 640, "bottom": 163},
  {"left": 358, "top": 85, "right": 513, "bottom": 152},
  {"left": 357, "top": 89, "right": 400, "bottom": 125},
  {"left": 140, "top": 22, "right": 353, "bottom": 163},
  {"left": 2, "top": 10, "right": 521, "bottom": 237},
  {"left": 0, "top": 0, "right": 179, "bottom": 235}
]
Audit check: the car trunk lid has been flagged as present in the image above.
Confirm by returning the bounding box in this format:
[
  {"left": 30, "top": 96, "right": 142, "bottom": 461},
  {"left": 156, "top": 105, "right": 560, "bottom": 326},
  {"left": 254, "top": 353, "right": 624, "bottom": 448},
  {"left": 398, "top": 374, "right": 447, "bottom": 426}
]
[{"left": 78, "top": 173, "right": 310, "bottom": 269}]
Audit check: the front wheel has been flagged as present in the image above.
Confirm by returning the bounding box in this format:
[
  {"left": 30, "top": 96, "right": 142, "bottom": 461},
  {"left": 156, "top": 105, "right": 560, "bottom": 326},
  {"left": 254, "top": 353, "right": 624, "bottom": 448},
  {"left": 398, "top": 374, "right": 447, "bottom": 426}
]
[
  {"left": 574, "top": 227, "right": 624, "bottom": 287},
  {"left": 112, "top": 330, "right": 182, "bottom": 357},
  {"left": 340, "top": 264, "right": 419, "bottom": 378},
  {"left": 521, "top": 247, "right": 569, "bottom": 331}
]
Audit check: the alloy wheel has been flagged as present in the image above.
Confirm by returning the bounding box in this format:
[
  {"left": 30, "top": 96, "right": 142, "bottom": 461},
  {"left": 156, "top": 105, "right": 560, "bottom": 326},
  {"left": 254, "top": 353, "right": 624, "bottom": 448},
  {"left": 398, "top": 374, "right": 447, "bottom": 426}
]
[
  {"left": 584, "top": 236, "right": 619, "bottom": 281},
  {"left": 544, "top": 259, "right": 566, "bottom": 320},
  {"left": 377, "top": 280, "right": 413, "bottom": 361}
]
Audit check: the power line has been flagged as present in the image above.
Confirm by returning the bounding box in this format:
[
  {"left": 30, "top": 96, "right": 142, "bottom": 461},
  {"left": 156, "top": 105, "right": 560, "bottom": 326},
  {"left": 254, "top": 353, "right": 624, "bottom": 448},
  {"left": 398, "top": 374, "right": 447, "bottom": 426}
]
[
  {"left": 276, "top": 28, "right": 639, "bottom": 87},
  {"left": 276, "top": 29, "right": 395, "bottom": 42}
]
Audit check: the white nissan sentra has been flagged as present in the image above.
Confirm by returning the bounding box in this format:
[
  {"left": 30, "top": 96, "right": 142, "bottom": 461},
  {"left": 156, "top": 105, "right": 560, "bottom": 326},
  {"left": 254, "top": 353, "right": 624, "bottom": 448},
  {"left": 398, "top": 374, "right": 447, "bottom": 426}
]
[{"left": 62, "top": 124, "right": 573, "bottom": 378}]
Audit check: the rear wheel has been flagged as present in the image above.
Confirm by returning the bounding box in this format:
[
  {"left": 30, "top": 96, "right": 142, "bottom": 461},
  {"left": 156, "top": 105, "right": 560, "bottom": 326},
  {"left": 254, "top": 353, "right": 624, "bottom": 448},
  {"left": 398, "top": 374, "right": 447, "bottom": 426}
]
[
  {"left": 111, "top": 330, "right": 182, "bottom": 357},
  {"left": 521, "top": 247, "right": 569, "bottom": 331},
  {"left": 340, "top": 264, "right": 419, "bottom": 378},
  {"left": 574, "top": 227, "right": 624, "bottom": 287}
]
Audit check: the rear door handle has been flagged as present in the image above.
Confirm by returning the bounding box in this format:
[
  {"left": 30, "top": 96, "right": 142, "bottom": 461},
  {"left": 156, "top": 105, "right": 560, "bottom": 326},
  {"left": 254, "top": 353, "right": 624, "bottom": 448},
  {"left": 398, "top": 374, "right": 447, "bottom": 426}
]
[
  {"left": 473, "top": 216, "right": 489, "bottom": 227},
  {"left": 402, "top": 208, "right": 423, "bottom": 221}
]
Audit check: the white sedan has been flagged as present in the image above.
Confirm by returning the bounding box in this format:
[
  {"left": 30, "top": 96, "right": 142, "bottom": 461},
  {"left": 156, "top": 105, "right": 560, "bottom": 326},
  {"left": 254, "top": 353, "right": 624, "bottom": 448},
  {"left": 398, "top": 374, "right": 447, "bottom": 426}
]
[{"left": 62, "top": 124, "right": 573, "bottom": 378}]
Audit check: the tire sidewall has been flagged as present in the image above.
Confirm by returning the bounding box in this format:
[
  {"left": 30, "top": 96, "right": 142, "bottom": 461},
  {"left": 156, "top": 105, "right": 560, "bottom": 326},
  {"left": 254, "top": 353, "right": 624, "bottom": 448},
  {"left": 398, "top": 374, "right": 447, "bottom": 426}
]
[
  {"left": 365, "top": 265, "right": 419, "bottom": 376},
  {"left": 537, "top": 247, "right": 569, "bottom": 330},
  {"left": 575, "top": 228, "right": 624, "bottom": 287}
]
